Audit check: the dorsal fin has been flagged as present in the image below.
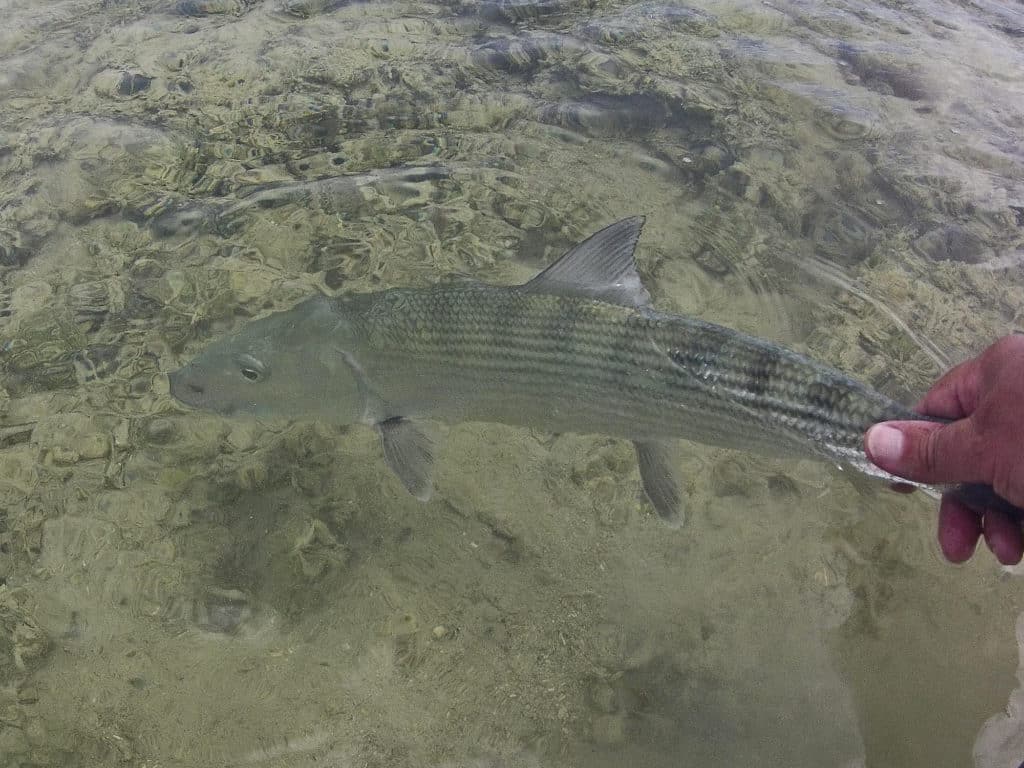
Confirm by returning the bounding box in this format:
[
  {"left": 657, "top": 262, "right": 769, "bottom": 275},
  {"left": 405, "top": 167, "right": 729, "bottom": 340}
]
[{"left": 520, "top": 216, "right": 651, "bottom": 307}]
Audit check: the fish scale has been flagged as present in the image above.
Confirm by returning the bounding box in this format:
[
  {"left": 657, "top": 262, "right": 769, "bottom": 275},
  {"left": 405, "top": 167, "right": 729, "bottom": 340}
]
[{"left": 347, "top": 283, "right": 907, "bottom": 462}]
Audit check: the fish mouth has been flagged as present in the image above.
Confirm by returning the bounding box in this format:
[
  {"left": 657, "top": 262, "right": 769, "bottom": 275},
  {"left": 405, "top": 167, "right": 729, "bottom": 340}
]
[
  {"left": 167, "top": 366, "right": 206, "bottom": 407},
  {"left": 167, "top": 365, "right": 242, "bottom": 416}
]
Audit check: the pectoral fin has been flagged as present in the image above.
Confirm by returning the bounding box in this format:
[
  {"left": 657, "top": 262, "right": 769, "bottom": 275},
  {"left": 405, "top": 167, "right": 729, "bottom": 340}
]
[
  {"left": 378, "top": 418, "right": 436, "bottom": 501},
  {"left": 634, "top": 440, "right": 684, "bottom": 527}
]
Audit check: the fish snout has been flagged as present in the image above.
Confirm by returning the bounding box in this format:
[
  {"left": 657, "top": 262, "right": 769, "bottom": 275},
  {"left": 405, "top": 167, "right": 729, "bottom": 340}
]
[{"left": 167, "top": 365, "right": 206, "bottom": 405}]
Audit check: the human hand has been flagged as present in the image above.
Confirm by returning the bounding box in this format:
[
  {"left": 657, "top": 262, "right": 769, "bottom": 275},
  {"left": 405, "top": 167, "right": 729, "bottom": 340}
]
[{"left": 864, "top": 335, "right": 1024, "bottom": 566}]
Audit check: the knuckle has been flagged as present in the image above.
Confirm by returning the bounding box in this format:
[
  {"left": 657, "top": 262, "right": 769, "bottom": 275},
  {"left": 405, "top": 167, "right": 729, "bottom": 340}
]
[
  {"left": 921, "top": 427, "right": 944, "bottom": 475},
  {"left": 992, "top": 462, "right": 1024, "bottom": 509}
]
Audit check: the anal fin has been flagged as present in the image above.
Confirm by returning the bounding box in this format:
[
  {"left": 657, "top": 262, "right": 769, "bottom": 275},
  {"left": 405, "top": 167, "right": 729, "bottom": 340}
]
[
  {"left": 378, "top": 418, "right": 436, "bottom": 501},
  {"left": 634, "top": 440, "right": 684, "bottom": 527}
]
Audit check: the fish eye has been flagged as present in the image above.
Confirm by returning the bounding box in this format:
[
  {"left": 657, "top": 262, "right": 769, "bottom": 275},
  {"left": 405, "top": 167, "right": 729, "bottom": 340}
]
[{"left": 237, "top": 354, "right": 266, "bottom": 383}]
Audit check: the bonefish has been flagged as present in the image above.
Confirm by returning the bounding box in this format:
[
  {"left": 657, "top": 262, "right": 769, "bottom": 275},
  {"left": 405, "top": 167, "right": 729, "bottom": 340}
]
[{"left": 168, "top": 217, "right": 1022, "bottom": 524}]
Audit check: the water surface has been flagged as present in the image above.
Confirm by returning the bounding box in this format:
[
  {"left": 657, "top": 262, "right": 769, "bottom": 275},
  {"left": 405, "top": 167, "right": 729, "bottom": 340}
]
[{"left": 1, "top": 1, "right": 1023, "bottom": 766}]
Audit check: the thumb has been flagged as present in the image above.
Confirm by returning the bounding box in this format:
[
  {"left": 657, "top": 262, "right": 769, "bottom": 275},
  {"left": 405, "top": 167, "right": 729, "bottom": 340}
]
[{"left": 864, "top": 419, "right": 989, "bottom": 486}]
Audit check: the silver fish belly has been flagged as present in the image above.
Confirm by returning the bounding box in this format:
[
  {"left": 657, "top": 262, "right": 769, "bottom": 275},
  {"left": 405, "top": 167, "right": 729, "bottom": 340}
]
[{"left": 168, "top": 217, "right": 1022, "bottom": 525}]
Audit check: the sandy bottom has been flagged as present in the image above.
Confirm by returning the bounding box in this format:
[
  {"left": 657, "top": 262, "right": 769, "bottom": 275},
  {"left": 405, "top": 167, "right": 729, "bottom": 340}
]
[{"left": 1, "top": 410, "right": 1021, "bottom": 767}]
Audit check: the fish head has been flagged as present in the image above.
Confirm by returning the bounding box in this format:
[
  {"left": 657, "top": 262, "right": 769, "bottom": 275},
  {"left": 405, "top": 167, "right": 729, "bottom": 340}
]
[{"left": 168, "top": 296, "right": 365, "bottom": 423}]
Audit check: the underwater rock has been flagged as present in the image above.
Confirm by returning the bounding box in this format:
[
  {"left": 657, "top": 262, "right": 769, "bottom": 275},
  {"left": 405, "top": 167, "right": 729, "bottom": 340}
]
[
  {"left": 147, "top": 201, "right": 225, "bottom": 238},
  {"left": 836, "top": 42, "right": 930, "bottom": 101},
  {"left": 67, "top": 278, "right": 126, "bottom": 329},
  {"left": 148, "top": 165, "right": 453, "bottom": 238},
  {"left": 276, "top": 0, "right": 350, "bottom": 18},
  {"left": 173, "top": 0, "right": 250, "bottom": 16},
  {"left": 710, "top": 456, "right": 749, "bottom": 498},
  {"left": 578, "top": 3, "right": 713, "bottom": 45},
  {"left": 2, "top": 336, "right": 81, "bottom": 396},
  {"left": 0, "top": 424, "right": 34, "bottom": 450},
  {"left": 692, "top": 245, "right": 733, "bottom": 277},
  {"left": 116, "top": 72, "right": 153, "bottom": 97},
  {"left": 471, "top": 37, "right": 551, "bottom": 75},
  {"left": 143, "top": 418, "right": 179, "bottom": 445},
  {"left": 538, "top": 92, "right": 668, "bottom": 137},
  {"left": 912, "top": 223, "right": 991, "bottom": 264},
  {"left": 0, "top": 240, "right": 30, "bottom": 268},
  {"left": 32, "top": 413, "right": 112, "bottom": 464},
  {"left": 802, "top": 205, "right": 878, "bottom": 266},
  {"left": 815, "top": 102, "right": 877, "bottom": 142},
  {"left": 0, "top": 587, "right": 51, "bottom": 681},
  {"left": 194, "top": 587, "right": 252, "bottom": 634},
  {"left": 91, "top": 69, "right": 155, "bottom": 99},
  {"left": 477, "top": 0, "right": 595, "bottom": 25}
]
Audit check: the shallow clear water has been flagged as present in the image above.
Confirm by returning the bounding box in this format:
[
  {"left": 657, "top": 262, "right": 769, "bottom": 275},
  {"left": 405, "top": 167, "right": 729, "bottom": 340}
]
[{"left": 1, "top": 1, "right": 1023, "bottom": 766}]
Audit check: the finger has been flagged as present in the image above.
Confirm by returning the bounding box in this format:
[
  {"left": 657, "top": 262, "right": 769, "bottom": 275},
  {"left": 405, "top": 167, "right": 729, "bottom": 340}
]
[
  {"left": 982, "top": 508, "right": 1024, "bottom": 566},
  {"left": 865, "top": 419, "right": 989, "bottom": 486},
  {"left": 914, "top": 354, "right": 983, "bottom": 419},
  {"left": 938, "top": 494, "right": 982, "bottom": 563}
]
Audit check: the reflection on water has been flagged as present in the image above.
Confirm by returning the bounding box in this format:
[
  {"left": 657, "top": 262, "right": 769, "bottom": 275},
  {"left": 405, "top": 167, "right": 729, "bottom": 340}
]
[{"left": 1, "top": 0, "right": 1023, "bottom": 766}]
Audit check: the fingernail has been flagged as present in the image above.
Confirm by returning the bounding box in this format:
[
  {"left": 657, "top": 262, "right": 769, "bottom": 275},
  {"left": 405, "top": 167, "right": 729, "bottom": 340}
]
[{"left": 867, "top": 424, "right": 904, "bottom": 464}]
